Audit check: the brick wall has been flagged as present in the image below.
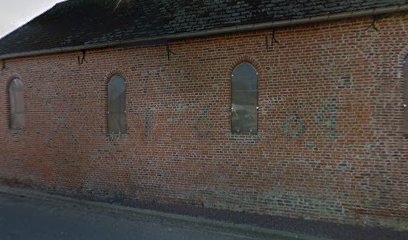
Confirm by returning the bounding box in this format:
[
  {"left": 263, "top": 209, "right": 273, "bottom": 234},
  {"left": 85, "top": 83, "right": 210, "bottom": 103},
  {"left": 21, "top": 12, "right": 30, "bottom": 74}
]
[{"left": 0, "top": 14, "right": 407, "bottom": 229}]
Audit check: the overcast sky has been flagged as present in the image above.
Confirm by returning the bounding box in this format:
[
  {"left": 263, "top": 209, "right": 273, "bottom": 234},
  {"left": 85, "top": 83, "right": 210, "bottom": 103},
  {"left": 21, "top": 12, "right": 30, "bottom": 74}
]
[{"left": 0, "top": 0, "right": 65, "bottom": 38}]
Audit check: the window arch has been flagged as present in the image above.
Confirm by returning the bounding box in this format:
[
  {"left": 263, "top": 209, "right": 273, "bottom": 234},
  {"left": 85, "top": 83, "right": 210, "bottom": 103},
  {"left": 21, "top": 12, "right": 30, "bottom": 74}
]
[
  {"left": 404, "top": 57, "right": 408, "bottom": 136},
  {"left": 108, "top": 75, "right": 127, "bottom": 134},
  {"left": 9, "top": 78, "right": 25, "bottom": 130},
  {"left": 231, "top": 62, "right": 259, "bottom": 134}
]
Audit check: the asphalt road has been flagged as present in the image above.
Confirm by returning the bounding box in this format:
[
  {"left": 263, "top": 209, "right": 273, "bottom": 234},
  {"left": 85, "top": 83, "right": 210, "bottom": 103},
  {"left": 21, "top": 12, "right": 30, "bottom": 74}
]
[{"left": 0, "top": 193, "right": 290, "bottom": 240}]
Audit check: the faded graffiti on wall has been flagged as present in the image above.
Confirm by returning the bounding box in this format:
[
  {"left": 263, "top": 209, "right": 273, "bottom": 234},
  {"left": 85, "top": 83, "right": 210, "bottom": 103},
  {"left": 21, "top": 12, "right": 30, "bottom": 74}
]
[
  {"left": 45, "top": 97, "right": 79, "bottom": 145},
  {"left": 315, "top": 96, "right": 339, "bottom": 139},
  {"left": 194, "top": 109, "right": 213, "bottom": 138},
  {"left": 282, "top": 101, "right": 306, "bottom": 139}
]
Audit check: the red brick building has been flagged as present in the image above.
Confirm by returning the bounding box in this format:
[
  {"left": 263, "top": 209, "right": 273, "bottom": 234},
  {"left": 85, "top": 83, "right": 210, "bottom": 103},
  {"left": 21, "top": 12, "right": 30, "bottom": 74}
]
[{"left": 0, "top": 0, "right": 407, "bottom": 234}]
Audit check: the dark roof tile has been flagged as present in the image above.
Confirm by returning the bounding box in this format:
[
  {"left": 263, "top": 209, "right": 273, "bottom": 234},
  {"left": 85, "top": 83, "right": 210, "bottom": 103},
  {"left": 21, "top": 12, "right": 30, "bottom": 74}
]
[{"left": 0, "top": 0, "right": 407, "bottom": 56}]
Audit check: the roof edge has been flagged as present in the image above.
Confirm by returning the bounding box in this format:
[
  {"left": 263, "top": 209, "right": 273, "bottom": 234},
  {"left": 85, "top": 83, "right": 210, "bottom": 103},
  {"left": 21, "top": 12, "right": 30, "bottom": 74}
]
[{"left": 1, "top": 4, "right": 408, "bottom": 60}]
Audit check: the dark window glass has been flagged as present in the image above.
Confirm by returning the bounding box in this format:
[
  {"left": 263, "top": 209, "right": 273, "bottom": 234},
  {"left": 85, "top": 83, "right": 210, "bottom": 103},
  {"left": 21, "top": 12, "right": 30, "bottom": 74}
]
[
  {"left": 9, "top": 79, "right": 25, "bottom": 130},
  {"left": 108, "top": 75, "right": 127, "bottom": 134},
  {"left": 404, "top": 58, "right": 408, "bottom": 136},
  {"left": 231, "top": 63, "right": 258, "bottom": 134}
]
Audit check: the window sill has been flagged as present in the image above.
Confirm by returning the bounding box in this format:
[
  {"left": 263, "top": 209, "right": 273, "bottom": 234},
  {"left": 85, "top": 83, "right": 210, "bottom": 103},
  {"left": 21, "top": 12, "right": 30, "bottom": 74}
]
[
  {"left": 10, "top": 128, "right": 24, "bottom": 133},
  {"left": 226, "top": 132, "right": 263, "bottom": 143},
  {"left": 105, "top": 133, "right": 128, "bottom": 143}
]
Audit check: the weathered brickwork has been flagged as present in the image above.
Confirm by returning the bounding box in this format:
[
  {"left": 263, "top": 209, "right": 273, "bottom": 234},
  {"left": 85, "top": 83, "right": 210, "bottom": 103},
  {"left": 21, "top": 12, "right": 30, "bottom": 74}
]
[{"left": 1, "top": 15, "right": 407, "bottom": 229}]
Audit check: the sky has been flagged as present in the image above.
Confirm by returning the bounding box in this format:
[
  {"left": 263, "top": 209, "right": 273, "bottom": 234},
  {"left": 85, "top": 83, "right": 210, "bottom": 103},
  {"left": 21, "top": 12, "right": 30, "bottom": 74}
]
[{"left": 0, "top": 0, "right": 66, "bottom": 38}]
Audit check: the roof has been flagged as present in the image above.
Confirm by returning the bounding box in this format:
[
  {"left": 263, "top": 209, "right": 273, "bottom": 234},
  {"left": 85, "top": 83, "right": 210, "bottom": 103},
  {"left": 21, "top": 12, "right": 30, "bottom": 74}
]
[{"left": 0, "top": 0, "right": 407, "bottom": 59}]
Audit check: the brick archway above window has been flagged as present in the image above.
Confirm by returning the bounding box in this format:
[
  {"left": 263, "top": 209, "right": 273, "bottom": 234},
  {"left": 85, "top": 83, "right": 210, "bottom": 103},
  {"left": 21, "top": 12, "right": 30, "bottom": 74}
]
[{"left": 229, "top": 56, "right": 261, "bottom": 77}]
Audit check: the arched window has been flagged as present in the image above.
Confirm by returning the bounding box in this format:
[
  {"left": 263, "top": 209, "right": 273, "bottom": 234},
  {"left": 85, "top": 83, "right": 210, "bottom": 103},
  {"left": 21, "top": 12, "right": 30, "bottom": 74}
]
[
  {"left": 9, "top": 79, "right": 25, "bottom": 130},
  {"left": 231, "top": 63, "right": 259, "bottom": 134},
  {"left": 108, "top": 75, "right": 127, "bottom": 134},
  {"left": 404, "top": 57, "right": 408, "bottom": 136}
]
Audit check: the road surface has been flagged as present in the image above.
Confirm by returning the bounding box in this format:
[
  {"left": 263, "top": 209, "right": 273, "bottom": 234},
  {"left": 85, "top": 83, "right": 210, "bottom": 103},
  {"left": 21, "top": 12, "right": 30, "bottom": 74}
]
[{"left": 0, "top": 192, "right": 292, "bottom": 240}]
